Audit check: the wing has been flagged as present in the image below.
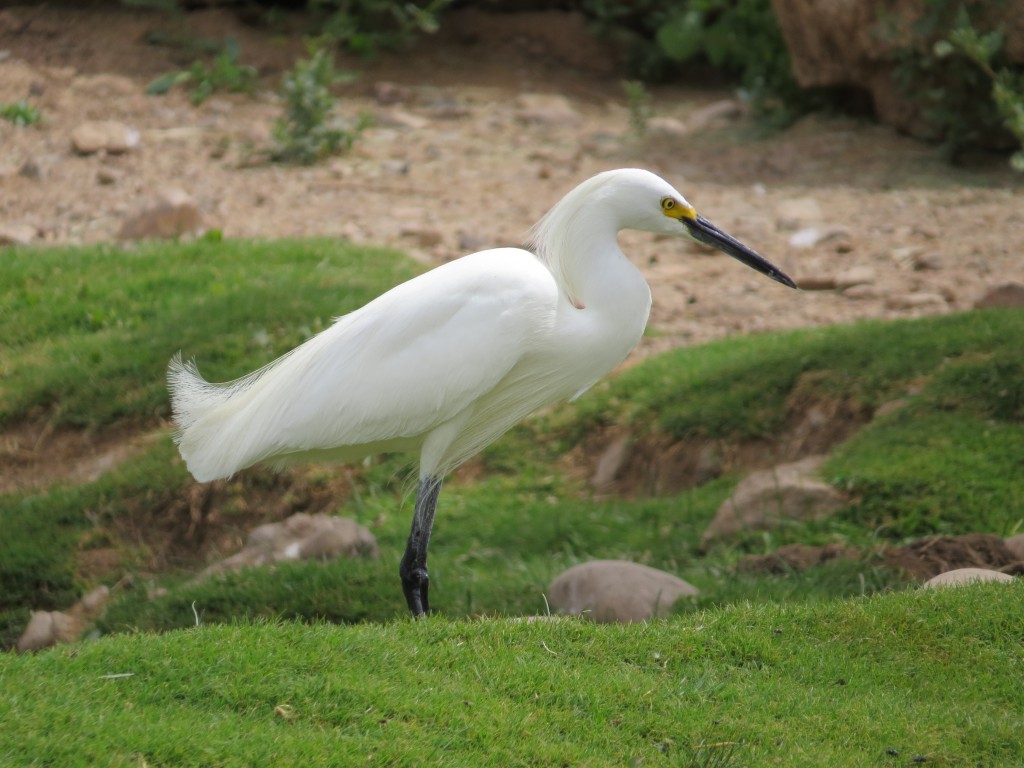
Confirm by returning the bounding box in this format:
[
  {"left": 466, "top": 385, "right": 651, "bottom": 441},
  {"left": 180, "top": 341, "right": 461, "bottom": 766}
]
[{"left": 169, "top": 248, "right": 558, "bottom": 481}]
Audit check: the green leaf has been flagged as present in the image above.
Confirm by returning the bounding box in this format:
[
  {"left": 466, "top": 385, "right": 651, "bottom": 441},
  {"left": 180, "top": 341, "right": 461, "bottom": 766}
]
[
  {"left": 655, "top": 10, "right": 705, "bottom": 63},
  {"left": 146, "top": 71, "right": 189, "bottom": 95}
]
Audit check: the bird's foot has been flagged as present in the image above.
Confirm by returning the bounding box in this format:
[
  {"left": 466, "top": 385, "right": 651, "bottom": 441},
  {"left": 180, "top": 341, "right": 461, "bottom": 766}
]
[{"left": 400, "top": 565, "right": 430, "bottom": 617}]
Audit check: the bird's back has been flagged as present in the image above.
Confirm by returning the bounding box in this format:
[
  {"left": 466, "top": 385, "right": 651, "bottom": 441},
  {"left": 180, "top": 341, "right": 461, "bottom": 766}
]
[{"left": 169, "top": 248, "right": 561, "bottom": 481}]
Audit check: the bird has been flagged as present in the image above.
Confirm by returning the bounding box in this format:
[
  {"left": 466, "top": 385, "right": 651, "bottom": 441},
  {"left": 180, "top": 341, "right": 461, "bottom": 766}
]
[{"left": 167, "top": 168, "right": 796, "bottom": 617}]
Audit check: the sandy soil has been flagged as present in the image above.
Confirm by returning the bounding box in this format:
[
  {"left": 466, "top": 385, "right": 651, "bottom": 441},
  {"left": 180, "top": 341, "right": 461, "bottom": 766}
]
[{"left": 1, "top": 3, "right": 1022, "bottom": 496}]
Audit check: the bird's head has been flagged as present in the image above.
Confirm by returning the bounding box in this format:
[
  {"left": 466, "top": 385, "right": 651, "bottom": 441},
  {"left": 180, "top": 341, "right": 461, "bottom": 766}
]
[{"left": 600, "top": 169, "right": 797, "bottom": 289}]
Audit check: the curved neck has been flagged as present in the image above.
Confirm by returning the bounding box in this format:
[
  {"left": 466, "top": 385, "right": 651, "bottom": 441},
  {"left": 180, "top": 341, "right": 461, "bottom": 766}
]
[{"left": 534, "top": 199, "right": 648, "bottom": 317}]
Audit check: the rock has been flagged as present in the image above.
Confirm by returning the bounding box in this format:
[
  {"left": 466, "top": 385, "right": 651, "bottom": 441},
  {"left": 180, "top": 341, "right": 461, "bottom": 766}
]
[
  {"left": 370, "top": 80, "right": 408, "bottom": 104},
  {"left": 770, "top": 0, "right": 1024, "bottom": 143},
  {"left": 457, "top": 231, "right": 487, "bottom": 251},
  {"left": 78, "top": 585, "right": 111, "bottom": 616},
  {"left": 973, "top": 282, "right": 1024, "bottom": 309},
  {"left": 775, "top": 197, "right": 823, "bottom": 229},
  {"left": 687, "top": 99, "right": 742, "bottom": 132},
  {"left": 204, "top": 513, "right": 378, "bottom": 576},
  {"left": 834, "top": 265, "right": 876, "bottom": 289},
  {"left": 70, "top": 120, "right": 140, "bottom": 155},
  {"left": 912, "top": 252, "right": 943, "bottom": 271},
  {"left": 922, "top": 568, "right": 1014, "bottom": 589},
  {"left": 591, "top": 434, "right": 631, "bottom": 490},
  {"left": 515, "top": 93, "right": 580, "bottom": 126},
  {"left": 841, "top": 284, "right": 878, "bottom": 300},
  {"left": 96, "top": 166, "right": 122, "bottom": 185},
  {"left": 884, "top": 292, "right": 948, "bottom": 310},
  {"left": 646, "top": 116, "right": 688, "bottom": 136},
  {"left": 19, "top": 157, "right": 51, "bottom": 181},
  {"left": 400, "top": 227, "right": 444, "bottom": 248},
  {"left": 796, "top": 274, "right": 837, "bottom": 291},
  {"left": 16, "top": 610, "right": 82, "bottom": 653},
  {"left": 788, "top": 228, "right": 824, "bottom": 249},
  {"left": 1005, "top": 534, "right": 1024, "bottom": 561},
  {"left": 119, "top": 187, "right": 203, "bottom": 240},
  {"left": 547, "top": 560, "right": 698, "bottom": 623},
  {"left": 701, "top": 455, "right": 845, "bottom": 547},
  {"left": 374, "top": 108, "right": 430, "bottom": 130},
  {"left": 296, "top": 517, "right": 380, "bottom": 560},
  {"left": 788, "top": 225, "right": 851, "bottom": 249},
  {"left": 0, "top": 222, "right": 38, "bottom": 246}
]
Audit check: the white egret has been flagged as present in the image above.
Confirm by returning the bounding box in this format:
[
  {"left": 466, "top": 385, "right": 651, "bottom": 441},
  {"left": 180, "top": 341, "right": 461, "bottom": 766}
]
[{"left": 168, "top": 168, "right": 795, "bottom": 616}]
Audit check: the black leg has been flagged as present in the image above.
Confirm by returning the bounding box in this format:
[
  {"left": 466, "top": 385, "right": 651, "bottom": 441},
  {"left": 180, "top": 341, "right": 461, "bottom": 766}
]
[{"left": 399, "top": 476, "right": 443, "bottom": 617}]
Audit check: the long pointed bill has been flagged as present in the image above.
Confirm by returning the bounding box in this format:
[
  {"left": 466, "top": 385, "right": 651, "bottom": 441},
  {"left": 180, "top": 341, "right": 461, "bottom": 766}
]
[{"left": 683, "top": 215, "right": 796, "bottom": 288}]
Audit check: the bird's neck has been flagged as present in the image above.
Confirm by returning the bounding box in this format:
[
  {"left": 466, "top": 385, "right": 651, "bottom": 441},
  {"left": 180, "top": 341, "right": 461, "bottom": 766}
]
[{"left": 541, "top": 204, "right": 649, "bottom": 318}]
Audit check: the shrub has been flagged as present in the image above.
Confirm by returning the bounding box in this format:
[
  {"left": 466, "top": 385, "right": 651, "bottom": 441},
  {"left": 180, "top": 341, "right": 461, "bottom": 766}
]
[
  {"left": 272, "top": 43, "right": 367, "bottom": 165},
  {"left": 146, "top": 37, "right": 258, "bottom": 106},
  {"left": 310, "top": 0, "right": 449, "bottom": 56},
  {"left": 884, "top": 0, "right": 1024, "bottom": 165}
]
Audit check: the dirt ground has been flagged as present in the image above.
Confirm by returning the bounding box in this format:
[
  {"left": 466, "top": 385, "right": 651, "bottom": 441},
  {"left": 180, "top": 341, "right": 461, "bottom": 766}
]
[
  {"left": 1, "top": 3, "right": 1023, "bottom": 498},
  {"left": 4, "top": 4, "right": 1022, "bottom": 350}
]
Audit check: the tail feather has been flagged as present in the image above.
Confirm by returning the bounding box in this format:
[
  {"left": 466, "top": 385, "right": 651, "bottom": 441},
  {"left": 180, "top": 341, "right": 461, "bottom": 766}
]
[{"left": 167, "top": 353, "right": 283, "bottom": 481}]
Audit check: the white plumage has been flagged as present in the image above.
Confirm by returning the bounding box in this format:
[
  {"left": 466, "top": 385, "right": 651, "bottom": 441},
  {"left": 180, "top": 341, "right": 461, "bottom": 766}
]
[{"left": 168, "top": 168, "right": 794, "bottom": 615}]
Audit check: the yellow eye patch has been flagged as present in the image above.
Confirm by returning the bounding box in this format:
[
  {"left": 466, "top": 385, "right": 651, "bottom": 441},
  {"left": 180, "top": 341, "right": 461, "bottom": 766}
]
[{"left": 660, "top": 196, "right": 697, "bottom": 220}]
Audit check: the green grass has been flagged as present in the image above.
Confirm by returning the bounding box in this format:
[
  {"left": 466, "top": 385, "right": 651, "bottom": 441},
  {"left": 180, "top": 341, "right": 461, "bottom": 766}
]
[
  {"left": 2, "top": 240, "right": 1022, "bottom": 648},
  {"left": 2, "top": 584, "right": 1022, "bottom": 766},
  {"left": 0, "top": 238, "right": 419, "bottom": 427},
  {"left": 566, "top": 309, "right": 1024, "bottom": 442},
  {"left": 2, "top": 239, "right": 1023, "bottom": 765}
]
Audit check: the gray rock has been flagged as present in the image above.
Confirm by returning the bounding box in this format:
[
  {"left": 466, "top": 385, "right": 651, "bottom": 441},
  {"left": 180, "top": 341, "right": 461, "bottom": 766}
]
[
  {"left": 796, "top": 274, "right": 837, "bottom": 291},
  {"left": 19, "top": 156, "right": 52, "bottom": 181},
  {"left": 884, "top": 292, "right": 949, "bottom": 310},
  {"left": 701, "top": 455, "right": 845, "bottom": 547},
  {"left": 204, "top": 513, "right": 378, "bottom": 576},
  {"left": 590, "top": 433, "right": 631, "bottom": 490},
  {"left": 788, "top": 225, "right": 850, "bottom": 250},
  {"left": 1004, "top": 534, "right": 1024, "bottom": 561},
  {"left": 119, "top": 187, "right": 203, "bottom": 240},
  {"left": 70, "top": 120, "right": 139, "bottom": 155},
  {"left": 96, "top": 166, "right": 122, "bottom": 185},
  {"left": 834, "top": 265, "right": 876, "bottom": 289},
  {"left": 14, "top": 584, "right": 111, "bottom": 652},
  {"left": 686, "top": 99, "right": 742, "bottom": 132},
  {"left": 0, "top": 222, "right": 37, "bottom": 246},
  {"left": 515, "top": 93, "right": 580, "bottom": 126},
  {"left": 646, "top": 116, "right": 688, "bottom": 136},
  {"left": 973, "top": 282, "right": 1024, "bottom": 309},
  {"left": 922, "top": 568, "right": 1014, "bottom": 589},
  {"left": 16, "top": 610, "right": 81, "bottom": 653},
  {"left": 547, "top": 560, "right": 698, "bottom": 623},
  {"left": 775, "top": 198, "right": 823, "bottom": 230}
]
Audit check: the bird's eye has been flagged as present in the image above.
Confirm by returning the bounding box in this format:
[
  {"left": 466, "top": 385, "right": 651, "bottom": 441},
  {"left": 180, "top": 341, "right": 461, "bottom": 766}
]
[{"left": 661, "top": 197, "right": 675, "bottom": 211}]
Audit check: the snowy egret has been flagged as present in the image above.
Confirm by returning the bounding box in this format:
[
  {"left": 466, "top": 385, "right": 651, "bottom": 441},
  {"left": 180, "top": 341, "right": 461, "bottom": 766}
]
[{"left": 168, "top": 168, "right": 795, "bottom": 616}]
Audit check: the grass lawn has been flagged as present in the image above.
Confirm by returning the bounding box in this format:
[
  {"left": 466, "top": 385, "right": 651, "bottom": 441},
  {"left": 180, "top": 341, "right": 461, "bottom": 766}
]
[
  {"left": 2, "top": 584, "right": 1022, "bottom": 767},
  {"left": 1, "top": 239, "right": 1022, "bottom": 766}
]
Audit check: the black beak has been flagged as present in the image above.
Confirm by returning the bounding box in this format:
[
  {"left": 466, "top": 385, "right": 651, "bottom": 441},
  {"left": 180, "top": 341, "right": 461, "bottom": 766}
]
[{"left": 683, "top": 215, "right": 796, "bottom": 289}]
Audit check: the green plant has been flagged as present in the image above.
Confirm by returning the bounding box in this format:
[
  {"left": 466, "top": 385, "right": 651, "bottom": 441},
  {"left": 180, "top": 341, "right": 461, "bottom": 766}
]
[
  {"left": 0, "top": 100, "right": 41, "bottom": 126},
  {"left": 311, "top": 0, "right": 449, "bottom": 56},
  {"left": 272, "top": 43, "right": 366, "bottom": 165},
  {"left": 934, "top": 8, "right": 1024, "bottom": 170},
  {"left": 585, "top": 0, "right": 831, "bottom": 126},
  {"left": 884, "top": 0, "right": 1023, "bottom": 162},
  {"left": 146, "top": 37, "right": 257, "bottom": 106},
  {"left": 622, "top": 80, "right": 652, "bottom": 137}
]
